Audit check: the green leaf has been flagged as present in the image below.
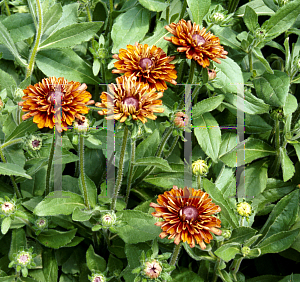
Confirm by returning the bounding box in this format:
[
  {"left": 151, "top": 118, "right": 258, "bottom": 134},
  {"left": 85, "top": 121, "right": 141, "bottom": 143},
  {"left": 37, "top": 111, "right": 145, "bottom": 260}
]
[
  {"left": 212, "top": 57, "right": 244, "bottom": 94},
  {"left": 72, "top": 207, "right": 94, "bottom": 222},
  {"left": 192, "top": 95, "right": 225, "bottom": 118},
  {"left": 78, "top": 174, "right": 97, "bottom": 209},
  {"left": 262, "top": 0, "right": 300, "bottom": 40},
  {"left": 111, "top": 5, "right": 150, "bottom": 53},
  {"left": 220, "top": 138, "right": 276, "bottom": 167},
  {"left": 186, "top": 0, "right": 210, "bottom": 26},
  {"left": 258, "top": 189, "right": 299, "bottom": 243},
  {"left": 294, "top": 143, "right": 300, "bottom": 162},
  {"left": 1, "top": 217, "right": 11, "bottom": 235},
  {"left": 0, "top": 21, "right": 27, "bottom": 66},
  {"left": 33, "top": 191, "right": 85, "bottom": 216},
  {"left": 36, "top": 48, "right": 101, "bottom": 85},
  {"left": 283, "top": 94, "right": 298, "bottom": 116},
  {"left": 183, "top": 242, "right": 216, "bottom": 262},
  {"left": 252, "top": 47, "right": 274, "bottom": 74},
  {"left": 219, "top": 133, "right": 239, "bottom": 157},
  {"left": 256, "top": 229, "right": 299, "bottom": 255},
  {"left": 134, "top": 157, "right": 172, "bottom": 171},
  {"left": 114, "top": 210, "right": 161, "bottom": 244},
  {"left": 203, "top": 179, "right": 239, "bottom": 228},
  {"left": 42, "top": 249, "right": 58, "bottom": 282},
  {"left": 37, "top": 229, "right": 77, "bottom": 249},
  {"left": 226, "top": 227, "right": 257, "bottom": 244},
  {"left": 214, "top": 243, "right": 241, "bottom": 262},
  {"left": 194, "top": 113, "right": 221, "bottom": 163},
  {"left": 237, "top": 0, "right": 275, "bottom": 17},
  {"left": 39, "top": 22, "right": 103, "bottom": 49},
  {"left": 42, "top": 3, "right": 63, "bottom": 33},
  {"left": 1, "top": 13, "right": 35, "bottom": 43},
  {"left": 278, "top": 274, "right": 300, "bottom": 282},
  {"left": 172, "top": 268, "right": 205, "bottom": 282},
  {"left": 242, "top": 160, "right": 268, "bottom": 198},
  {"left": 253, "top": 70, "right": 289, "bottom": 107},
  {"left": 280, "top": 147, "right": 295, "bottom": 182},
  {"left": 245, "top": 114, "right": 272, "bottom": 134},
  {"left": 138, "top": 0, "right": 169, "bottom": 12},
  {"left": 9, "top": 228, "right": 26, "bottom": 261},
  {"left": 5, "top": 119, "right": 38, "bottom": 142},
  {"left": 244, "top": 6, "right": 258, "bottom": 33},
  {"left": 0, "top": 163, "right": 32, "bottom": 179},
  {"left": 211, "top": 26, "right": 242, "bottom": 50},
  {"left": 0, "top": 69, "right": 17, "bottom": 99},
  {"left": 86, "top": 245, "right": 106, "bottom": 272},
  {"left": 141, "top": 20, "right": 169, "bottom": 53}
]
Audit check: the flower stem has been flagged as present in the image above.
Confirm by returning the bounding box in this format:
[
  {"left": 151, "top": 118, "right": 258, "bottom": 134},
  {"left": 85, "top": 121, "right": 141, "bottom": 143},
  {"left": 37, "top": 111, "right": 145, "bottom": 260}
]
[
  {"left": 0, "top": 138, "right": 24, "bottom": 150},
  {"left": 4, "top": 0, "right": 11, "bottom": 16},
  {"left": 165, "top": 242, "right": 182, "bottom": 281},
  {"left": 101, "top": 61, "right": 106, "bottom": 84},
  {"left": 166, "top": 4, "right": 170, "bottom": 24},
  {"left": 86, "top": 4, "right": 92, "bottom": 22},
  {"left": 197, "top": 175, "right": 202, "bottom": 190},
  {"left": 45, "top": 134, "right": 55, "bottom": 196},
  {"left": 164, "top": 136, "right": 179, "bottom": 159},
  {"left": 187, "top": 60, "right": 196, "bottom": 84},
  {"left": 132, "top": 126, "right": 173, "bottom": 187},
  {"left": 249, "top": 51, "right": 254, "bottom": 74},
  {"left": 111, "top": 126, "right": 129, "bottom": 211},
  {"left": 26, "top": 0, "right": 43, "bottom": 78},
  {"left": 179, "top": 0, "right": 187, "bottom": 20},
  {"left": 0, "top": 147, "right": 21, "bottom": 198},
  {"left": 212, "top": 258, "right": 221, "bottom": 282},
  {"left": 228, "top": 0, "right": 240, "bottom": 13},
  {"left": 79, "top": 134, "right": 89, "bottom": 209},
  {"left": 231, "top": 258, "right": 243, "bottom": 281},
  {"left": 270, "top": 117, "right": 281, "bottom": 177},
  {"left": 125, "top": 138, "right": 135, "bottom": 209}
]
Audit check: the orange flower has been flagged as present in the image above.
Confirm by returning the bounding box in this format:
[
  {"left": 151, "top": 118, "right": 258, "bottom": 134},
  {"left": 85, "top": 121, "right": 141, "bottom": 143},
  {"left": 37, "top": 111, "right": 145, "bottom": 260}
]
[
  {"left": 164, "top": 19, "right": 228, "bottom": 68},
  {"left": 150, "top": 186, "right": 222, "bottom": 249},
  {"left": 112, "top": 42, "right": 177, "bottom": 91},
  {"left": 96, "top": 75, "right": 164, "bottom": 124},
  {"left": 19, "top": 77, "right": 94, "bottom": 131}
]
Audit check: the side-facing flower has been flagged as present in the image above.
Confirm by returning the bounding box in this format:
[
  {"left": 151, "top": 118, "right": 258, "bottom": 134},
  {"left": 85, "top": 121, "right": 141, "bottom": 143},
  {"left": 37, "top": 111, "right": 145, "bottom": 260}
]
[
  {"left": 19, "top": 77, "right": 94, "bottom": 131},
  {"left": 96, "top": 75, "right": 164, "bottom": 124},
  {"left": 150, "top": 186, "right": 222, "bottom": 249},
  {"left": 112, "top": 42, "right": 177, "bottom": 91},
  {"left": 174, "top": 112, "right": 188, "bottom": 128},
  {"left": 164, "top": 19, "right": 228, "bottom": 68}
]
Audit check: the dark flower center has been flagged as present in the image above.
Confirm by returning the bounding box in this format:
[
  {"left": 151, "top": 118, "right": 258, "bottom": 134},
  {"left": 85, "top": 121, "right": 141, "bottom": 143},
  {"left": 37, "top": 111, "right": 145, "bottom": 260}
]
[
  {"left": 124, "top": 97, "right": 139, "bottom": 110},
  {"left": 32, "top": 140, "right": 40, "bottom": 147},
  {"left": 39, "top": 219, "right": 45, "bottom": 225},
  {"left": 180, "top": 206, "right": 199, "bottom": 221},
  {"left": 77, "top": 119, "right": 85, "bottom": 125},
  {"left": 94, "top": 277, "right": 102, "bottom": 282},
  {"left": 139, "top": 58, "right": 153, "bottom": 70},
  {"left": 5, "top": 204, "right": 9, "bottom": 208},
  {"left": 192, "top": 34, "right": 206, "bottom": 46},
  {"left": 49, "top": 91, "right": 63, "bottom": 105}
]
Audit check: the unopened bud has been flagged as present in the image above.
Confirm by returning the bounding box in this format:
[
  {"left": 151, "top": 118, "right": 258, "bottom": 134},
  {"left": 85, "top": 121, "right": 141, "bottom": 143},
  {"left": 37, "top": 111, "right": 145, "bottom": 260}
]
[
  {"left": 144, "top": 260, "right": 162, "bottom": 279},
  {"left": 101, "top": 212, "right": 117, "bottom": 228},
  {"left": 192, "top": 159, "right": 209, "bottom": 176},
  {"left": 222, "top": 229, "right": 232, "bottom": 239},
  {"left": 241, "top": 246, "right": 251, "bottom": 256},
  {"left": 174, "top": 112, "right": 188, "bottom": 128},
  {"left": 208, "top": 69, "right": 217, "bottom": 80},
  {"left": 236, "top": 202, "right": 252, "bottom": 217},
  {"left": 1, "top": 202, "right": 15, "bottom": 214}
]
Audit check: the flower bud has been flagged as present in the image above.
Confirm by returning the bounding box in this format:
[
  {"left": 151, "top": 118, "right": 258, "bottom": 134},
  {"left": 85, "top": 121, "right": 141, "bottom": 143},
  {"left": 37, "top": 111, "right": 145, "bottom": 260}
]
[
  {"left": 16, "top": 251, "right": 32, "bottom": 266},
  {"left": 101, "top": 212, "right": 117, "bottom": 228},
  {"left": 241, "top": 246, "right": 251, "bottom": 257},
  {"left": 208, "top": 69, "right": 217, "bottom": 80},
  {"left": 212, "top": 12, "right": 225, "bottom": 24},
  {"left": 236, "top": 202, "right": 252, "bottom": 217},
  {"left": 192, "top": 159, "right": 209, "bottom": 176},
  {"left": 1, "top": 201, "right": 15, "bottom": 215},
  {"left": 144, "top": 260, "right": 162, "bottom": 279},
  {"left": 255, "top": 28, "right": 266, "bottom": 39},
  {"left": 35, "top": 217, "right": 47, "bottom": 229},
  {"left": 89, "top": 273, "right": 106, "bottom": 282},
  {"left": 28, "top": 135, "right": 42, "bottom": 151},
  {"left": 73, "top": 117, "right": 89, "bottom": 133},
  {"left": 222, "top": 229, "right": 232, "bottom": 239},
  {"left": 174, "top": 112, "right": 188, "bottom": 128}
]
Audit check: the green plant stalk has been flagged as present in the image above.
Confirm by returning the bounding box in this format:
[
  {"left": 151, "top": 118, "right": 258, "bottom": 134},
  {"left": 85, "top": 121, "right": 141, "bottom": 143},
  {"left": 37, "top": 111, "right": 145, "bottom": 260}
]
[
  {"left": 132, "top": 126, "right": 173, "bottom": 187},
  {"left": 249, "top": 51, "right": 253, "bottom": 74},
  {"left": 187, "top": 60, "right": 196, "bottom": 84},
  {"left": 86, "top": 4, "right": 92, "bottom": 22},
  {"left": 4, "top": 0, "right": 11, "bottom": 16},
  {"left": 270, "top": 117, "right": 281, "bottom": 177},
  {"left": 26, "top": 0, "right": 43, "bottom": 78},
  {"left": 0, "top": 147, "right": 22, "bottom": 198},
  {"left": 45, "top": 134, "right": 55, "bottom": 196},
  {"left": 164, "top": 136, "right": 179, "bottom": 159},
  {"left": 179, "top": 0, "right": 187, "bottom": 20},
  {"left": 1, "top": 138, "right": 24, "bottom": 150},
  {"left": 206, "top": 23, "right": 213, "bottom": 31},
  {"left": 88, "top": 105, "right": 103, "bottom": 111},
  {"left": 111, "top": 126, "right": 129, "bottom": 211},
  {"left": 228, "top": 0, "right": 240, "bottom": 13},
  {"left": 164, "top": 242, "right": 182, "bottom": 282},
  {"left": 79, "top": 134, "right": 90, "bottom": 209},
  {"left": 101, "top": 61, "right": 106, "bottom": 84},
  {"left": 231, "top": 258, "right": 243, "bottom": 281},
  {"left": 212, "top": 258, "right": 222, "bottom": 282},
  {"left": 166, "top": 4, "right": 170, "bottom": 24},
  {"left": 125, "top": 138, "right": 135, "bottom": 208},
  {"left": 197, "top": 175, "right": 202, "bottom": 190}
]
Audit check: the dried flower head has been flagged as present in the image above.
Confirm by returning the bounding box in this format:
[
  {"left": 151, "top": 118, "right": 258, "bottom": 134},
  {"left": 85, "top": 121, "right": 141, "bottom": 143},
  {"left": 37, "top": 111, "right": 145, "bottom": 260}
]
[
  {"left": 164, "top": 19, "right": 228, "bottom": 68},
  {"left": 144, "top": 260, "right": 162, "bottom": 279},
  {"left": 174, "top": 112, "right": 188, "bottom": 128},
  {"left": 236, "top": 202, "right": 252, "bottom": 217},
  {"left": 192, "top": 159, "right": 209, "bottom": 176},
  {"left": 19, "top": 77, "right": 94, "bottom": 131},
  {"left": 112, "top": 42, "right": 177, "bottom": 91},
  {"left": 96, "top": 75, "right": 164, "bottom": 124},
  {"left": 208, "top": 69, "right": 217, "bottom": 80},
  {"left": 150, "top": 186, "right": 222, "bottom": 249}
]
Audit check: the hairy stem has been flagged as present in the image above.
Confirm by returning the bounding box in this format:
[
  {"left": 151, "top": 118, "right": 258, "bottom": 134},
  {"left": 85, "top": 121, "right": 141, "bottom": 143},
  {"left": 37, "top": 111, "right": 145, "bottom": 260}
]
[
  {"left": 4, "top": 0, "right": 11, "bottom": 16},
  {"left": 26, "top": 0, "right": 43, "bottom": 78},
  {"left": 79, "top": 134, "right": 89, "bottom": 209},
  {"left": 187, "top": 59, "right": 196, "bottom": 84},
  {"left": 86, "top": 4, "right": 92, "bottom": 22},
  {"left": 45, "top": 134, "right": 55, "bottom": 196},
  {"left": 228, "top": 0, "right": 240, "bottom": 13},
  {"left": 164, "top": 136, "right": 179, "bottom": 159},
  {"left": 125, "top": 138, "right": 135, "bottom": 209},
  {"left": 1, "top": 138, "right": 24, "bottom": 150},
  {"left": 212, "top": 258, "right": 221, "bottom": 282},
  {"left": 231, "top": 258, "right": 243, "bottom": 281},
  {"left": 111, "top": 126, "right": 129, "bottom": 211},
  {"left": 166, "top": 4, "right": 170, "bottom": 24},
  {"left": 270, "top": 117, "right": 281, "bottom": 177},
  {"left": 0, "top": 147, "right": 21, "bottom": 198},
  {"left": 164, "top": 242, "right": 182, "bottom": 282}
]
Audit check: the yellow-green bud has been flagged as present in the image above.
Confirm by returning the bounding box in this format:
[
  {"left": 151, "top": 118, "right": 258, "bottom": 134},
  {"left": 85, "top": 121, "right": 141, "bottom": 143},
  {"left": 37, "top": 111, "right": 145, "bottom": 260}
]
[
  {"left": 236, "top": 202, "right": 252, "bottom": 217},
  {"left": 1, "top": 201, "right": 15, "bottom": 214},
  {"left": 222, "top": 229, "right": 232, "bottom": 239},
  {"left": 192, "top": 159, "right": 209, "bottom": 176},
  {"left": 241, "top": 246, "right": 251, "bottom": 256}
]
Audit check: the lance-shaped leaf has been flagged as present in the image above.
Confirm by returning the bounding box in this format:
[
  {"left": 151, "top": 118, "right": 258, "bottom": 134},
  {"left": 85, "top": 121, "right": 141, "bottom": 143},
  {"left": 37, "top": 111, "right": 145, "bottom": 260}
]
[{"left": 0, "top": 163, "right": 32, "bottom": 179}]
